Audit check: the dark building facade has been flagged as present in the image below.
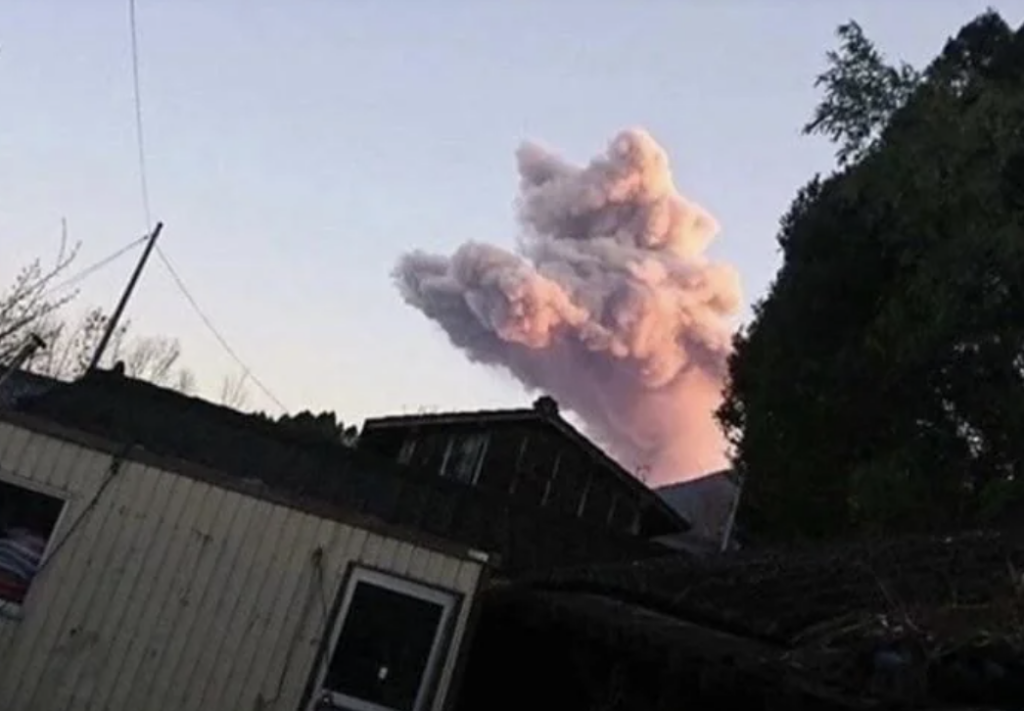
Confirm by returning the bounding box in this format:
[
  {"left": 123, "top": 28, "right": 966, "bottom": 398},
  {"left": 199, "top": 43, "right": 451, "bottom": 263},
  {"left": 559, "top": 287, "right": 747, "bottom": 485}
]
[{"left": 359, "top": 397, "right": 689, "bottom": 542}]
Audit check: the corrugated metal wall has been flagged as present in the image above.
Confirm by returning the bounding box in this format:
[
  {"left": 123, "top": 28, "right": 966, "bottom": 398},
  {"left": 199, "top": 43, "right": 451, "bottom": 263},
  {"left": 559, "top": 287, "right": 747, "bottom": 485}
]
[{"left": 0, "top": 421, "right": 484, "bottom": 711}]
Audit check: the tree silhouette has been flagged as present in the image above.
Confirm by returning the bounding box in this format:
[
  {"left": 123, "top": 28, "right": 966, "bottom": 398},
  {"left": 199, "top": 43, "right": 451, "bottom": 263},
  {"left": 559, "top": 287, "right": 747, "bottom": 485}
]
[{"left": 720, "top": 11, "right": 1024, "bottom": 542}]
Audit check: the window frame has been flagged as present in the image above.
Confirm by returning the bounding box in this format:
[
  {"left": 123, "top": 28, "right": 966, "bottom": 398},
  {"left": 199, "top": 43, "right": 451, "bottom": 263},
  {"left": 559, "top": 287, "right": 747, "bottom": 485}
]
[
  {"left": 319, "top": 565, "right": 460, "bottom": 711},
  {"left": 0, "top": 474, "right": 68, "bottom": 616},
  {"left": 438, "top": 433, "right": 489, "bottom": 485}
]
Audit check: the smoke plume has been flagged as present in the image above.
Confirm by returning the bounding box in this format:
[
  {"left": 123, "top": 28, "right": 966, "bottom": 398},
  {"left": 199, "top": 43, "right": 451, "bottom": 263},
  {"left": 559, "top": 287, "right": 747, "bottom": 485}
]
[{"left": 393, "top": 129, "right": 741, "bottom": 485}]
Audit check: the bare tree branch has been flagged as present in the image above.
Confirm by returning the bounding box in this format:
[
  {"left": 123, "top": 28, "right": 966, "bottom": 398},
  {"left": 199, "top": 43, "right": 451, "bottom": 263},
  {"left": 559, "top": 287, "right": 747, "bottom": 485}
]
[
  {"left": 22, "top": 307, "right": 196, "bottom": 394},
  {"left": 0, "top": 241, "right": 81, "bottom": 351},
  {"left": 219, "top": 370, "right": 251, "bottom": 410}
]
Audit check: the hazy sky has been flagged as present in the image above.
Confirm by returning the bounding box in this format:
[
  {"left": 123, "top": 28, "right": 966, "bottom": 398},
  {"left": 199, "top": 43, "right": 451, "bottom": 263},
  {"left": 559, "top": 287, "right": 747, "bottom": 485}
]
[{"left": 3, "top": 1, "right": 1022, "bottom": 424}]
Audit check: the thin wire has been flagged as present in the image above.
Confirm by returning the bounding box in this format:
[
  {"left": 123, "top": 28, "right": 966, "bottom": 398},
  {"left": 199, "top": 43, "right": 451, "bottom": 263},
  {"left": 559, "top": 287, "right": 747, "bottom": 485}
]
[
  {"left": 35, "top": 450, "right": 130, "bottom": 579},
  {"left": 0, "top": 236, "right": 148, "bottom": 346},
  {"left": 155, "top": 247, "right": 289, "bottom": 413},
  {"left": 128, "top": 0, "right": 152, "bottom": 230},
  {"left": 42, "top": 236, "right": 148, "bottom": 298},
  {"left": 126, "top": 0, "right": 288, "bottom": 415}
]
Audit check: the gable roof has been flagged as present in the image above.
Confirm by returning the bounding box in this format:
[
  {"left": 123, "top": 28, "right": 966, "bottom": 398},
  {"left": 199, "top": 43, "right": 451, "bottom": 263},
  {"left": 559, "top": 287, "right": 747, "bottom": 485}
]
[{"left": 363, "top": 403, "right": 690, "bottom": 535}]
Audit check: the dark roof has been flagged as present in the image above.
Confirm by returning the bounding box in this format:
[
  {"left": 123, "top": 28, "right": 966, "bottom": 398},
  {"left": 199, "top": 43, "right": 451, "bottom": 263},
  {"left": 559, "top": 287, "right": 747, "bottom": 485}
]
[
  {"left": 363, "top": 403, "right": 690, "bottom": 535},
  {"left": 530, "top": 530, "right": 1024, "bottom": 642},
  {"left": 490, "top": 529, "right": 1024, "bottom": 707},
  {"left": 0, "top": 369, "right": 61, "bottom": 409},
  {"left": 464, "top": 588, "right": 876, "bottom": 711},
  {"left": 13, "top": 369, "right": 670, "bottom": 577}
]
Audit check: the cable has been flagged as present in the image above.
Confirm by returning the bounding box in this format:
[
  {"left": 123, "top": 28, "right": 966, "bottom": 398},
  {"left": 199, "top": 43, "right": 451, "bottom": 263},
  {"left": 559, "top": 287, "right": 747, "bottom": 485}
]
[
  {"left": 34, "top": 449, "right": 130, "bottom": 579},
  {"left": 126, "top": 0, "right": 287, "bottom": 415},
  {"left": 128, "top": 0, "right": 152, "bottom": 230},
  {"left": 42, "top": 236, "right": 148, "bottom": 298},
  {"left": 155, "top": 246, "right": 289, "bottom": 413},
  {"left": 0, "top": 237, "right": 149, "bottom": 347}
]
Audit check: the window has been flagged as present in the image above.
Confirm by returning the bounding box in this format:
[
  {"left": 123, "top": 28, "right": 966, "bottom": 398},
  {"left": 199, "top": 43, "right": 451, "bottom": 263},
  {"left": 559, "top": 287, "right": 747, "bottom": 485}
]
[
  {"left": 397, "top": 437, "right": 417, "bottom": 465},
  {"left": 321, "top": 568, "right": 458, "bottom": 711},
  {"left": 398, "top": 433, "right": 450, "bottom": 472},
  {"left": 609, "top": 494, "right": 640, "bottom": 535},
  {"left": 542, "top": 452, "right": 585, "bottom": 516},
  {"left": 511, "top": 434, "right": 558, "bottom": 505},
  {"left": 439, "top": 434, "right": 488, "bottom": 485},
  {"left": 0, "top": 479, "right": 64, "bottom": 607}
]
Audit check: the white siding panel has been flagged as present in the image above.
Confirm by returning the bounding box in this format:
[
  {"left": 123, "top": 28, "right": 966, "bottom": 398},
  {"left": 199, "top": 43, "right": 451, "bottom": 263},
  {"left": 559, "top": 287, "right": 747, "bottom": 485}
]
[
  {"left": 189, "top": 494, "right": 292, "bottom": 711},
  {"left": 0, "top": 421, "right": 30, "bottom": 464},
  {"left": 7, "top": 457, "right": 132, "bottom": 709},
  {"left": 433, "top": 559, "right": 484, "bottom": 711},
  {"left": 391, "top": 540, "right": 416, "bottom": 576},
  {"left": 118, "top": 474, "right": 214, "bottom": 711},
  {"left": 0, "top": 422, "right": 486, "bottom": 711}
]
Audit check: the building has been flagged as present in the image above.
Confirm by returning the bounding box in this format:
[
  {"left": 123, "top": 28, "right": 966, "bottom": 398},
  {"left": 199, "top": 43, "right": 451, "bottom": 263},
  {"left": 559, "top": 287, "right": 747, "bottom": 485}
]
[
  {"left": 359, "top": 397, "right": 691, "bottom": 574},
  {"left": 656, "top": 469, "right": 742, "bottom": 554},
  {"left": 0, "top": 373, "right": 489, "bottom": 711}
]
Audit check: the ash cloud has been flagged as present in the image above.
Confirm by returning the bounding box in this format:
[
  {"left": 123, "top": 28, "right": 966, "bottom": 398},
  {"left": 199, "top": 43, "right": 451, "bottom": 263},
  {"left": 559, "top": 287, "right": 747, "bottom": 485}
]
[{"left": 393, "top": 129, "right": 741, "bottom": 484}]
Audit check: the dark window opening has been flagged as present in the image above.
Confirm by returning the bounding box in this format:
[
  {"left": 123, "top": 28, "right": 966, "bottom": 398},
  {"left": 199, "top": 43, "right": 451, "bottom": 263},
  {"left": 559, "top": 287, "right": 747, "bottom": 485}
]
[
  {"left": 513, "top": 435, "right": 557, "bottom": 505},
  {"left": 397, "top": 437, "right": 416, "bottom": 464},
  {"left": 323, "top": 570, "right": 455, "bottom": 711},
  {"left": 606, "top": 495, "right": 638, "bottom": 532},
  {"left": 440, "top": 434, "right": 488, "bottom": 485},
  {"left": 543, "top": 452, "right": 586, "bottom": 516},
  {"left": 399, "top": 432, "right": 450, "bottom": 471},
  {"left": 0, "top": 479, "right": 63, "bottom": 605},
  {"left": 474, "top": 432, "right": 517, "bottom": 492},
  {"left": 609, "top": 494, "right": 640, "bottom": 534}
]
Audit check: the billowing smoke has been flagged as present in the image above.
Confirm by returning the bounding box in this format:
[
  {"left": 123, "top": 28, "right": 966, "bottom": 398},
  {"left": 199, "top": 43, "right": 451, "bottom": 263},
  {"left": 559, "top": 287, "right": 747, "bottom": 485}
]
[{"left": 393, "top": 129, "right": 741, "bottom": 485}]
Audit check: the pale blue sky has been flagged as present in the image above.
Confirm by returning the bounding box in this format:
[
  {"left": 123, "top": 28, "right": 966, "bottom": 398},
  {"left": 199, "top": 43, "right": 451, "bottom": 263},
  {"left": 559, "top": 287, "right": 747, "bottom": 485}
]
[{"left": 3, "top": 1, "right": 1021, "bottom": 424}]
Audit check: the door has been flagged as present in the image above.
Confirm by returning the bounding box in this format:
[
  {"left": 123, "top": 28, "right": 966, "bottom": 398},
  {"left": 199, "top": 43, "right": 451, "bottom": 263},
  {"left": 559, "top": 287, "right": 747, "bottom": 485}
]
[{"left": 316, "top": 567, "right": 457, "bottom": 711}]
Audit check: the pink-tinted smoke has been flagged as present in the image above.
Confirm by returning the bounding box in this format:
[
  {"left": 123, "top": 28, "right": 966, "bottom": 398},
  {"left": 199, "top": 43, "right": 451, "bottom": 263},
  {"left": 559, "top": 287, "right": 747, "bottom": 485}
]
[{"left": 393, "top": 129, "right": 742, "bottom": 484}]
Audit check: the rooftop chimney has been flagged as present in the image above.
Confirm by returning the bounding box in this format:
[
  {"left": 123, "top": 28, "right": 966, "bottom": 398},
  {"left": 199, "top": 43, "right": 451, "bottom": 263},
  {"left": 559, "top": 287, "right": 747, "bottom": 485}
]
[{"left": 533, "top": 395, "right": 559, "bottom": 418}]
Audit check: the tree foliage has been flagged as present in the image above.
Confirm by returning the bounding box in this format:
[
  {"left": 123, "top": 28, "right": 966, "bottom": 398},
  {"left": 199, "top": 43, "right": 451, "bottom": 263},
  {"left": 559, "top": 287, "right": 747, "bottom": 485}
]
[
  {"left": 720, "top": 11, "right": 1024, "bottom": 542},
  {"left": 255, "top": 409, "right": 358, "bottom": 446},
  {"left": 803, "top": 21, "right": 921, "bottom": 166}
]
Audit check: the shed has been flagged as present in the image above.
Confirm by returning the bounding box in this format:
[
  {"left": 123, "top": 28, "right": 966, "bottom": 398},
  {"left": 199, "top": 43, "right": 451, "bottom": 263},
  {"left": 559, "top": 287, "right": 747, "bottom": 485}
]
[{"left": 0, "top": 409, "right": 489, "bottom": 711}]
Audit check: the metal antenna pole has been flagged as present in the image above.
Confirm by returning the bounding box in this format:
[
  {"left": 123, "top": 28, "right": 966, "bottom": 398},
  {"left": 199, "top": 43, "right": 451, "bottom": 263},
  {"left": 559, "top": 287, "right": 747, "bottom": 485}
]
[{"left": 87, "top": 221, "right": 163, "bottom": 373}]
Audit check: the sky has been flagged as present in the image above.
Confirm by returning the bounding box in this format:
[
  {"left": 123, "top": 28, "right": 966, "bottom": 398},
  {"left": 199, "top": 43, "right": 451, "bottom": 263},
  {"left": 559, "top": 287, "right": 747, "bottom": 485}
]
[{"left": 3, "top": 0, "right": 1023, "bottom": 427}]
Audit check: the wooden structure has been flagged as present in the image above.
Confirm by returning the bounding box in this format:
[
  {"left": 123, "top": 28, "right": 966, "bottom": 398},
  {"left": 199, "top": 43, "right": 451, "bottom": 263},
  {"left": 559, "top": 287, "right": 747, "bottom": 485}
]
[{"left": 359, "top": 397, "right": 689, "bottom": 575}]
